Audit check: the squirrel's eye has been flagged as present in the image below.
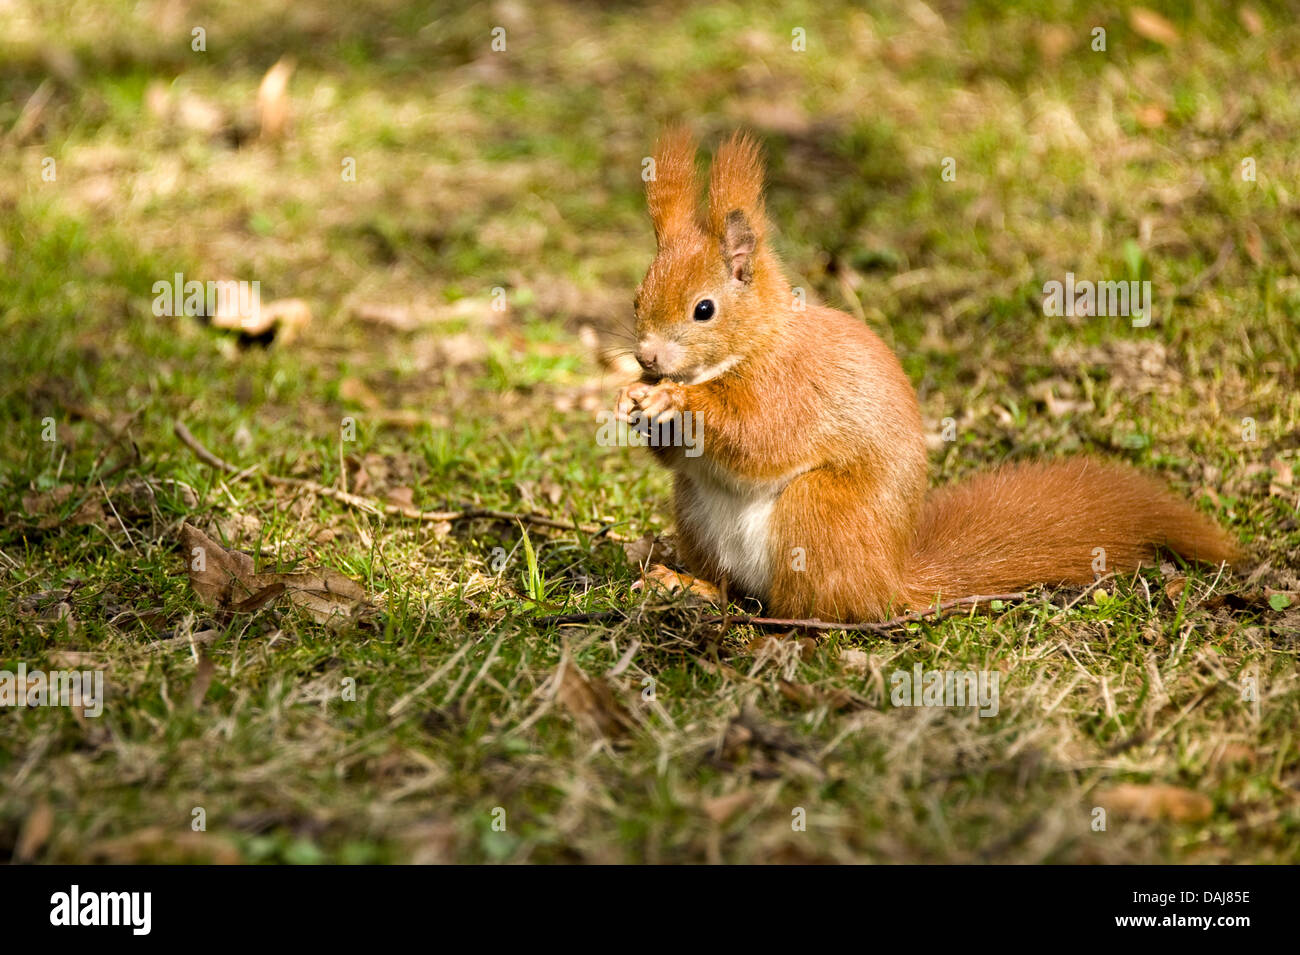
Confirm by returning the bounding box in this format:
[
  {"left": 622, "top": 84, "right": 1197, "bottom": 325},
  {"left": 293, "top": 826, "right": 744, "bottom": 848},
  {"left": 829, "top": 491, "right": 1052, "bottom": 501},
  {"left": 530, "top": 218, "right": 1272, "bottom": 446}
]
[{"left": 693, "top": 299, "right": 716, "bottom": 322}]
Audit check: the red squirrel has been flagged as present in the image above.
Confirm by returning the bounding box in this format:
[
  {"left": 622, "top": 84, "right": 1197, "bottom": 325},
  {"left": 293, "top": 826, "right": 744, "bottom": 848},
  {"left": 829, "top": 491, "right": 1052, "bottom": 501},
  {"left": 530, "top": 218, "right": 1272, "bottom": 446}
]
[{"left": 615, "top": 128, "right": 1239, "bottom": 623}]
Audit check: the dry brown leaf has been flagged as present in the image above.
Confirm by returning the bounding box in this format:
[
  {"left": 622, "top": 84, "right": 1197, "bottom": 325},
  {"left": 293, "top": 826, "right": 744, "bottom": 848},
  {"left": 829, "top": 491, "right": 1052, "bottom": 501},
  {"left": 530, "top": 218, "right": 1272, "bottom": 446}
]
[
  {"left": 1096, "top": 783, "right": 1211, "bottom": 822},
  {"left": 21, "top": 485, "right": 105, "bottom": 529},
  {"left": 702, "top": 790, "right": 754, "bottom": 825},
  {"left": 1036, "top": 24, "right": 1074, "bottom": 62},
  {"left": 232, "top": 582, "right": 286, "bottom": 613},
  {"left": 173, "top": 90, "right": 227, "bottom": 135},
  {"left": 777, "top": 678, "right": 865, "bottom": 713},
  {"left": 748, "top": 634, "right": 816, "bottom": 658},
  {"left": 555, "top": 659, "right": 636, "bottom": 738},
  {"left": 180, "top": 522, "right": 257, "bottom": 606},
  {"left": 90, "top": 827, "right": 240, "bottom": 864},
  {"left": 340, "top": 376, "right": 380, "bottom": 410},
  {"left": 258, "top": 568, "right": 367, "bottom": 624},
  {"left": 256, "top": 56, "right": 294, "bottom": 140},
  {"left": 431, "top": 333, "right": 488, "bottom": 367},
  {"left": 352, "top": 302, "right": 418, "bottom": 329},
  {"left": 1135, "top": 104, "right": 1167, "bottom": 128},
  {"left": 1164, "top": 577, "right": 1187, "bottom": 602},
  {"left": 840, "top": 649, "right": 870, "bottom": 673},
  {"left": 385, "top": 485, "right": 415, "bottom": 508},
  {"left": 15, "top": 801, "right": 54, "bottom": 863},
  {"left": 1202, "top": 590, "right": 1285, "bottom": 614},
  {"left": 207, "top": 512, "right": 263, "bottom": 549},
  {"left": 1216, "top": 743, "right": 1257, "bottom": 767},
  {"left": 47, "top": 650, "right": 107, "bottom": 669},
  {"left": 621, "top": 531, "right": 657, "bottom": 567},
  {"left": 1129, "top": 7, "right": 1180, "bottom": 45},
  {"left": 179, "top": 522, "right": 367, "bottom": 624},
  {"left": 1244, "top": 225, "right": 1263, "bottom": 265},
  {"left": 188, "top": 654, "right": 216, "bottom": 707},
  {"left": 538, "top": 477, "right": 564, "bottom": 506},
  {"left": 351, "top": 297, "right": 506, "bottom": 332}
]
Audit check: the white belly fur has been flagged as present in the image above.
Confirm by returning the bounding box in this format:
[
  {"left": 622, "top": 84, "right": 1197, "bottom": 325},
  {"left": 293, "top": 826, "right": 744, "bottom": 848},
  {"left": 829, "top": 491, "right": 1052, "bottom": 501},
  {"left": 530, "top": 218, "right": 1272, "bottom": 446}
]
[{"left": 677, "top": 458, "right": 783, "bottom": 597}]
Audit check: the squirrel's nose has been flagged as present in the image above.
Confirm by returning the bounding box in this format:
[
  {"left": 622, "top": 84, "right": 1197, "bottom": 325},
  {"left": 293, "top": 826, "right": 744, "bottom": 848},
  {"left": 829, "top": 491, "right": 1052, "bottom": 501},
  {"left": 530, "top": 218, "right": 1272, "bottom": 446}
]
[{"left": 634, "top": 342, "right": 660, "bottom": 372}]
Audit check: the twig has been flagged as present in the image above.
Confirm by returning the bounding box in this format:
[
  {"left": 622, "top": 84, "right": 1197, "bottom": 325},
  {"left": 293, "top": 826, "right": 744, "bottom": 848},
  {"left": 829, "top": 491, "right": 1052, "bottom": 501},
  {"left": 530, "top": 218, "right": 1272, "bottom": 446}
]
[
  {"left": 174, "top": 420, "right": 631, "bottom": 540},
  {"left": 707, "top": 592, "right": 1029, "bottom": 636}
]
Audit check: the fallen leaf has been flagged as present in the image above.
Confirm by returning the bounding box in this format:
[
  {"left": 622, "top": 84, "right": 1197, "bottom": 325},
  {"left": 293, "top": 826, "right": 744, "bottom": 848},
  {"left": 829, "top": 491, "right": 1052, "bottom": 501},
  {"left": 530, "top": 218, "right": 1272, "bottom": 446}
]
[
  {"left": 840, "top": 649, "right": 870, "bottom": 673},
  {"left": 1216, "top": 743, "right": 1256, "bottom": 767},
  {"left": 385, "top": 486, "right": 415, "bottom": 508},
  {"left": 1096, "top": 783, "right": 1211, "bottom": 822},
  {"left": 1135, "top": 104, "right": 1167, "bottom": 128},
  {"left": 621, "top": 532, "right": 657, "bottom": 567},
  {"left": 179, "top": 522, "right": 367, "bottom": 624},
  {"left": 717, "top": 707, "right": 825, "bottom": 780},
  {"left": 256, "top": 56, "right": 294, "bottom": 140},
  {"left": 748, "top": 634, "right": 816, "bottom": 659},
  {"left": 89, "top": 827, "right": 240, "bottom": 864},
  {"left": 180, "top": 522, "right": 257, "bottom": 606},
  {"left": 232, "top": 582, "right": 286, "bottom": 613},
  {"left": 1203, "top": 590, "right": 1288, "bottom": 615},
  {"left": 702, "top": 790, "right": 754, "bottom": 825},
  {"left": 188, "top": 654, "right": 216, "bottom": 707},
  {"left": 47, "top": 650, "right": 107, "bottom": 669},
  {"left": 1243, "top": 224, "right": 1263, "bottom": 265},
  {"left": 1129, "top": 7, "right": 1180, "bottom": 45},
  {"left": 1164, "top": 577, "right": 1187, "bottom": 601},
  {"left": 14, "top": 801, "right": 54, "bottom": 862},
  {"left": 555, "top": 659, "right": 636, "bottom": 739},
  {"left": 257, "top": 567, "right": 368, "bottom": 624},
  {"left": 777, "top": 678, "right": 865, "bottom": 713},
  {"left": 1036, "top": 24, "right": 1074, "bottom": 62},
  {"left": 340, "top": 376, "right": 380, "bottom": 410},
  {"left": 17, "top": 589, "right": 71, "bottom": 614},
  {"left": 538, "top": 477, "right": 564, "bottom": 506},
  {"left": 21, "top": 485, "right": 105, "bottom": 529},
  {"left": 207, "top": 513, "right": 263, "bottom": 549}
]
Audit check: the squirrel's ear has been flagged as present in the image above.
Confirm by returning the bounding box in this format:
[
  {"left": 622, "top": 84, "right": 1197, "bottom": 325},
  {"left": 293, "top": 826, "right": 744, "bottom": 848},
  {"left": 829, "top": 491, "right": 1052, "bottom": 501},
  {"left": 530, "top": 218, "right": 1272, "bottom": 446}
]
[
  {"left": 707, "top": 131, "right": 766, "bottom": 282},
  {"left": 645, "top": 127, "right": 700, "bottom": 245},
  {"left": 721, "top": 210, "right": 757, "bottom": 283}
]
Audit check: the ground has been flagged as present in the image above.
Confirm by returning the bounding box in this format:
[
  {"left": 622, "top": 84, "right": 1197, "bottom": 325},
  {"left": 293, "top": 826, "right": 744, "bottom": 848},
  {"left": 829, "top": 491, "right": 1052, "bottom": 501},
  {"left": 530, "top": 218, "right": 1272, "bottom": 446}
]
[{"left": 1, "top": 0, "right": 1297, "bottom": 863}]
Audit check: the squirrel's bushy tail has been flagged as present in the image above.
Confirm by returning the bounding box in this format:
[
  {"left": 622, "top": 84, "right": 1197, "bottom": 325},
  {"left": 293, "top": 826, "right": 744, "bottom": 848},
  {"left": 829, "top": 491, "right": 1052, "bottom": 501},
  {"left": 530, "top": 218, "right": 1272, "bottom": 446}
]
[{"left": 903, "top": 458, "right": 1238, "bottom": 604}]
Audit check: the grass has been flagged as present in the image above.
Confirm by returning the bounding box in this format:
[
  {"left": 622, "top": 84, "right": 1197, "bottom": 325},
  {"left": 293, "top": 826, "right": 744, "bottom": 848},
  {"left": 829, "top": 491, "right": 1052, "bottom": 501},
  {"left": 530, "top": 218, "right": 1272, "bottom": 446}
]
[{"left": 0, "top": 0, "right": 1297, "bottom": 863}]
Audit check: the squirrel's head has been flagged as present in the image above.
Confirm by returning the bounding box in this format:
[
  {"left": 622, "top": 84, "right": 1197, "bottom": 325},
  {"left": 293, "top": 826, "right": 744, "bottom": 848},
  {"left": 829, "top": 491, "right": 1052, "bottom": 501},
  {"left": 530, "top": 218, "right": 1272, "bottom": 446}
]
[{"left": 632, "top": 128, "right": 789, "bottom": 383}]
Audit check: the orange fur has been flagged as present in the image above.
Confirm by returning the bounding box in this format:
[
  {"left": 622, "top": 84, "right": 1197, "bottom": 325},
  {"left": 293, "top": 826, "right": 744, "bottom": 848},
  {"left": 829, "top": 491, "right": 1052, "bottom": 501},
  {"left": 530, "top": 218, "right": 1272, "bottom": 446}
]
[{"left": 620, "top": 130, "right": 1239, "bottom": 622}]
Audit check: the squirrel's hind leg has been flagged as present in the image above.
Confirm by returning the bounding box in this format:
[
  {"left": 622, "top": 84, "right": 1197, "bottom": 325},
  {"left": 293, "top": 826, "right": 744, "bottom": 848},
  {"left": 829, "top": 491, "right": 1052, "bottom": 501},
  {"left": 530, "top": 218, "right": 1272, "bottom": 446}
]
[{"left": 765, "top": 469, "right": 910, "bottom": 623}]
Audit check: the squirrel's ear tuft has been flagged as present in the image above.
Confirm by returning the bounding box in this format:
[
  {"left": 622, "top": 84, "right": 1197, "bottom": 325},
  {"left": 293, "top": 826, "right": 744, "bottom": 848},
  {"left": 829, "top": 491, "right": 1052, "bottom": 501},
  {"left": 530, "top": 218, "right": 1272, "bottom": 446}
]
[
  {"left": 645, "top": 126, "right": 701, "bottom": 244},
  {"left": 707, "top": 131, "right": 766, "bottom": 271}
]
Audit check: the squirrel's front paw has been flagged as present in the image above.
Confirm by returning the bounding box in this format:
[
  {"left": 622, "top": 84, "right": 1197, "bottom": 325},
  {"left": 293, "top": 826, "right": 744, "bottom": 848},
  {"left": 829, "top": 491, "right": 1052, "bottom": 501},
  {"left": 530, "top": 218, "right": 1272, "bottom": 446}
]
[
  {"left": 635, "top": 381, "right": 685, "bottom": 425},
  {"left": 616, "top": 380, "right": 685, "bottom": 425},
  {"left": 616, "top": 381, "right": 653, "bottom": 423}
]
